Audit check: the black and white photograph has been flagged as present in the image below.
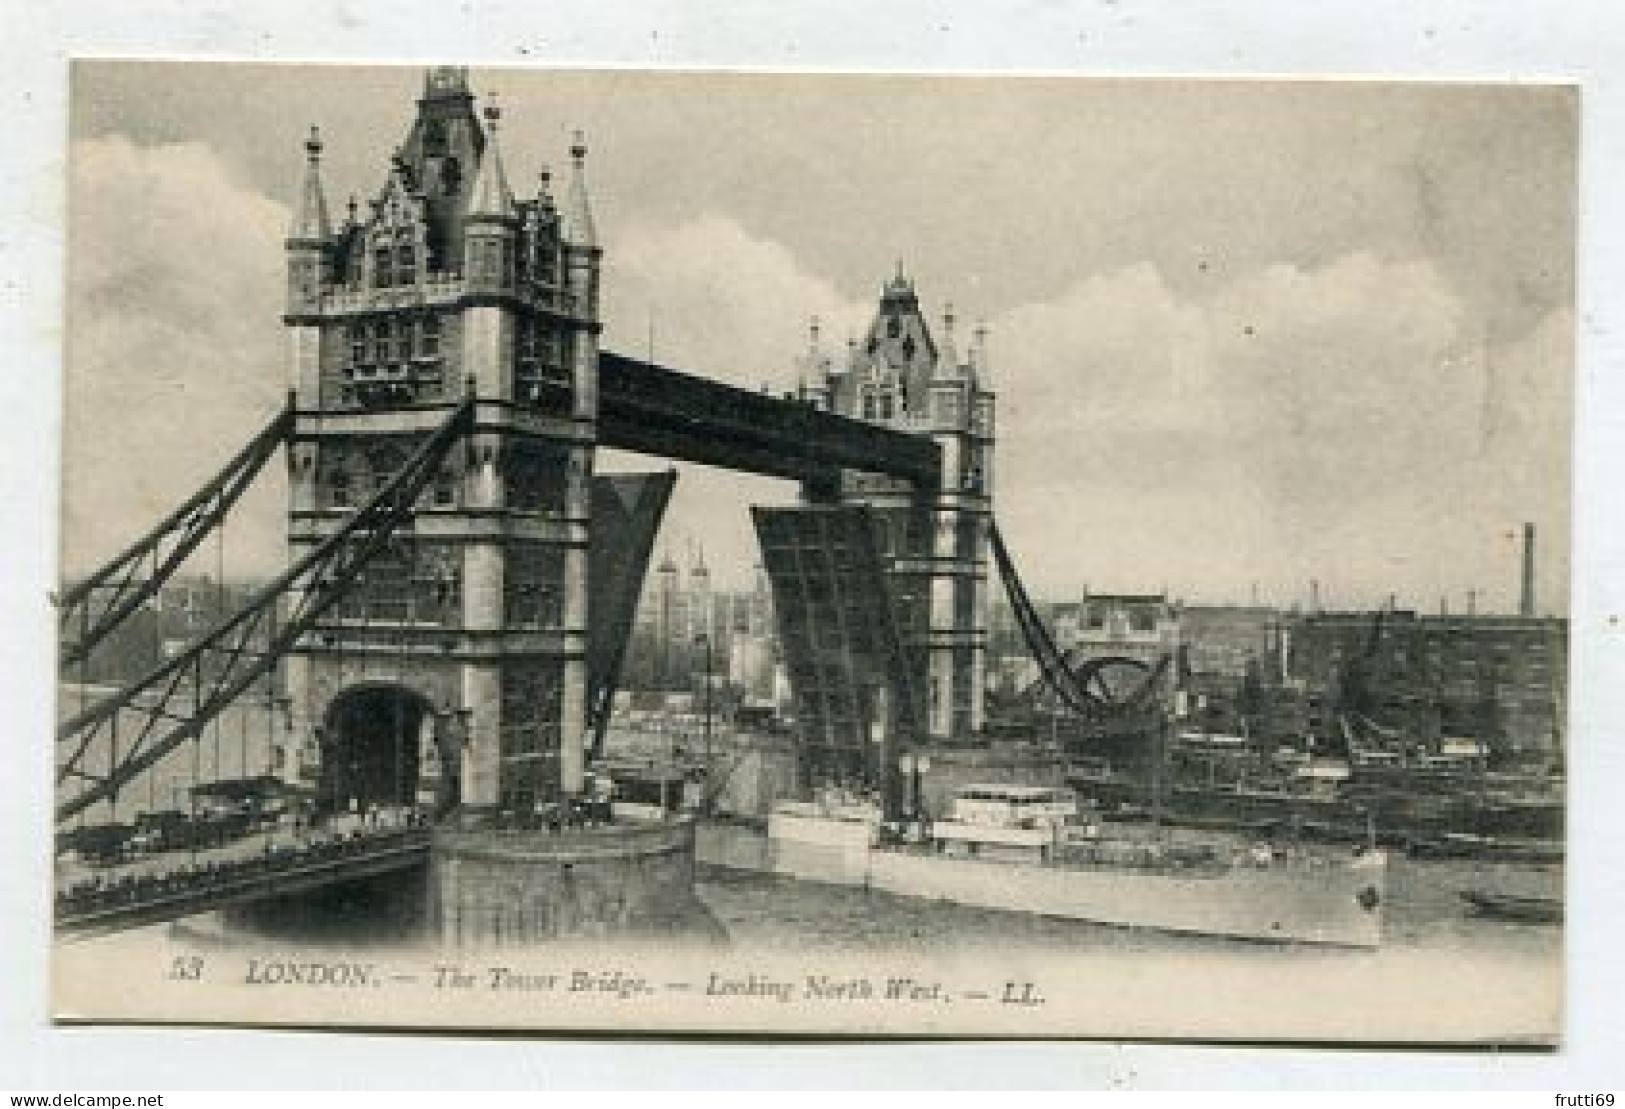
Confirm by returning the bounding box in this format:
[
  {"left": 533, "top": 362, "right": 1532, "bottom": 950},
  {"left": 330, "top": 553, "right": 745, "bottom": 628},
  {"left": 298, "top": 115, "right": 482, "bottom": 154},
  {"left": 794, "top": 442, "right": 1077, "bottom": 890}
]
[{"left": 49, "top": 61, "right": 1574, "bottom": 1042}]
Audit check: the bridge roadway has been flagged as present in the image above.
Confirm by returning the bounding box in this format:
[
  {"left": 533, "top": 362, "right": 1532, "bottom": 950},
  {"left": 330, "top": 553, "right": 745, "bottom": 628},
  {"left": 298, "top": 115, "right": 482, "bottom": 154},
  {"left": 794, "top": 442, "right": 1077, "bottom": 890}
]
[{"left": 55, "top": 817, "right": 432, "bottom": 941}]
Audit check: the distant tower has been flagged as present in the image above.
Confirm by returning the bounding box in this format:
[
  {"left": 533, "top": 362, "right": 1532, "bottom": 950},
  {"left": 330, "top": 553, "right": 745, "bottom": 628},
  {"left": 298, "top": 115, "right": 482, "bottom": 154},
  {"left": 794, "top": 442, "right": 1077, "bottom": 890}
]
[
  {"left": 688, "top": 544, "right": 714, "bottom": 688},
  {"left": 655, "top": 552, "right": 680, "bottom": 689},
  {"left": 281, "top": 69, "right": 602, "bottom": 814},
  {"left": 807, "top": 267, "right": 995, "bottom": 743},
  {"left": 1520, "top": 522, "right": 1537, "bottom": 617}
]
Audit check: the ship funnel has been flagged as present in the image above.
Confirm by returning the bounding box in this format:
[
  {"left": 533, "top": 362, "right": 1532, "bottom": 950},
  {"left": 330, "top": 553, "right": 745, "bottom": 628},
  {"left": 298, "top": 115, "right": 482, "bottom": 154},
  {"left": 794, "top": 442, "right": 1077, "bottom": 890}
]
[{"left": 1520, "top": 522, "right": 1537, "bottom": 617}]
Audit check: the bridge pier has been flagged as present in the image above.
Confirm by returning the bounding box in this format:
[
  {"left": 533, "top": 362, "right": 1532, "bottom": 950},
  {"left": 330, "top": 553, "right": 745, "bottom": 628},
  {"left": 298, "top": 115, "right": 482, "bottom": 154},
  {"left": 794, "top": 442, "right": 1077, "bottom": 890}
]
[{"left": 427, "top": 820, "right": 711, "bottom": 946}]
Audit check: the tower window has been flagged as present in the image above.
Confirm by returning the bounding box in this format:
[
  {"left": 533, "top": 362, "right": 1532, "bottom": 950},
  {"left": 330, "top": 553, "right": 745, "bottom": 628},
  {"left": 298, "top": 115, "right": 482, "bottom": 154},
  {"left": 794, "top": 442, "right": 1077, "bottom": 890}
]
[
  {"left": 862, "top": 393, "right": 877, "bottom": 421},
  {"left": 419, "top": 314, "right": 441, "bottom": 358},
  {"left": 432, "top": 465, "right": 456, "bottom": 506},
  {"left": 397, "top": 243, "right": 417, "bottom": 286},
  {"left": 535, "top": 244, "right": 559, "bottom": 287},
  {"left": 374, "top": 245, "right": 393, "bottom": 288},
  {"left": 878, "top": 393, "right": 895, "bottom": 422},
  {"left": 330, "top": 465, "right": 352, "bottom": 509},
  {"left": 424, "top": 119, "right": 447, "bottom": 157}
]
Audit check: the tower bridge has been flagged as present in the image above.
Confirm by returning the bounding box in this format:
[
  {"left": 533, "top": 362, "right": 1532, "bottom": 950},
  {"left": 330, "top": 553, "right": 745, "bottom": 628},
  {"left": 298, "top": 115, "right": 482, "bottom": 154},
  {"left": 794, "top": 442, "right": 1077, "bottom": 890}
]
[{"left": 54, "top": 67, "right": 1123, "bottom": 943}]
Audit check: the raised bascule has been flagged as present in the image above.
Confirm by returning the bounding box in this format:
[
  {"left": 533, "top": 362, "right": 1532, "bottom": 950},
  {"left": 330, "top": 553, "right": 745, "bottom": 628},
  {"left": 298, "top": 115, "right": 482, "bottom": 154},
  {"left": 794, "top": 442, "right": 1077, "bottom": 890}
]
[{"left": 53, "top": 68, "right": 1115, "bottom": 944}]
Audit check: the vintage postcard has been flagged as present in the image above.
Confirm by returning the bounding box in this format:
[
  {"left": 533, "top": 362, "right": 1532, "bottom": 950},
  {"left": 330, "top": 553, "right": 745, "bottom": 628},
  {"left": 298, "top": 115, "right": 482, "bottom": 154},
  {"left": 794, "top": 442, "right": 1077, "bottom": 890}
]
[{"left": 52, "top": 62, "right": 1574, "bottom": 1041}]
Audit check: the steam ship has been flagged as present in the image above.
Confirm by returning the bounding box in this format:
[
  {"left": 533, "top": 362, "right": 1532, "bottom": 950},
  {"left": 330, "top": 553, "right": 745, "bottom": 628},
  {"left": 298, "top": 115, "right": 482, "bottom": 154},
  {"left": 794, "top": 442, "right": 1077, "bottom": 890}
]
[{"left": 766, "top": 782, "right": 1386, "bottom": 948}]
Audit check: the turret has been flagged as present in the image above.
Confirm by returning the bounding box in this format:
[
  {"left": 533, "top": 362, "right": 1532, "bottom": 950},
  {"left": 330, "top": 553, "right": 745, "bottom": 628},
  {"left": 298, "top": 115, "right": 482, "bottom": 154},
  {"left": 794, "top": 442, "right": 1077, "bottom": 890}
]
[
  {"left": 968, "top": 322, "right": 996, "bottom": 495},
  {"left": 798, "top": 316, "right": 832, "bottom": 410},
  {"left": 560, "top": 131, "right": 601, "bottom": 420},
  {"left": 928, "top": 302, "right": 969, "bottom": 438},
  {"left": 462, "top": 98, "right": 518, "bottom": 295},
  {"left": 968, "top": 320, "right": 991, "bottom": 390},
  {"left": 457, "top": 97, "right": 518, "bottom": 403},
  {"left": 466, "top": 105, "right": 514, "bottom": 221},
  {"left": 285, "top": 126, "right": 331, "bottom": 319},
  {"left": 560, "top": 130, "right": 598, "bottom": 251},
  {"left": 935, "top": 303, "right": 962, "bottom": 382}
]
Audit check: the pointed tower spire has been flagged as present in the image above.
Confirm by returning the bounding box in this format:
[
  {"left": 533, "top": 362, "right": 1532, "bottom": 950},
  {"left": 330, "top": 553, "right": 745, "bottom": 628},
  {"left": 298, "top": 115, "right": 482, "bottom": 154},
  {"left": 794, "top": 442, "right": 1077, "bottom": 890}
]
[
  {"left": 797, "top": 315, "right": 821, "bottom": 390},
  {"left": 537, "top": 165, "right": 556, "bottom": 215},
  {"left": 935, "top": 302, "right": 962, "bottom": 381},
  {"left": 424, "top": 66, "right": 471, "bottom": 98},
  {"left": 289, "top": 125, "right": 331, "bottom": 243},
  {"left": 561, "top": 130, "right": 598, "bottom": 248},
  {"left": 467, "top": 97, "right": 515, "bottom": 220},
  {"left": 970, "top": 320, "right": 991, "bottom": 386}
]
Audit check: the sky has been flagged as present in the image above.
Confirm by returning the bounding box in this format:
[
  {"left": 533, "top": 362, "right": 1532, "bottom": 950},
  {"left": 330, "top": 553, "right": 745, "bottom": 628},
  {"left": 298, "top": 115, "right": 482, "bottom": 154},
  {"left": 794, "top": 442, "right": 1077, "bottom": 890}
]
[{"left": 62, "top": 62, "right": 1576, "bottom": 613}]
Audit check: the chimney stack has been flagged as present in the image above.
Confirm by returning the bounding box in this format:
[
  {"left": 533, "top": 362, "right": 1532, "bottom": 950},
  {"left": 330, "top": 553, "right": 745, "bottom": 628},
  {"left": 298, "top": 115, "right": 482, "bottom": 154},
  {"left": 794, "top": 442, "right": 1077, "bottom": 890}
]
[{"left": 1520, "top": 522, "right": 1536, "bottom": 617}]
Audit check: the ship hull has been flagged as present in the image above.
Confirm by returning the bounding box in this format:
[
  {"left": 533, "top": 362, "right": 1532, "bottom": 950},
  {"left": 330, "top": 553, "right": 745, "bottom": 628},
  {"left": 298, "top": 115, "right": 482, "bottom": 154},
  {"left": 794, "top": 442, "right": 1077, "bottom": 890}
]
[{"left": 766, "top": 811, "right": 1385, "bottom": 948}]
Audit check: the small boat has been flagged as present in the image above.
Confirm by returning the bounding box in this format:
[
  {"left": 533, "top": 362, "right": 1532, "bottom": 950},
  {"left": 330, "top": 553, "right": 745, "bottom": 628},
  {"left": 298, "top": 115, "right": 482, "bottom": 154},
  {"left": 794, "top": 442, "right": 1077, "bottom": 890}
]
[
  {"left": 1409, "top": 833, "right": 1565, "bottom": 864},
  {"left": 1459, "top": 890, "right": 1563, "bottom": 924}
]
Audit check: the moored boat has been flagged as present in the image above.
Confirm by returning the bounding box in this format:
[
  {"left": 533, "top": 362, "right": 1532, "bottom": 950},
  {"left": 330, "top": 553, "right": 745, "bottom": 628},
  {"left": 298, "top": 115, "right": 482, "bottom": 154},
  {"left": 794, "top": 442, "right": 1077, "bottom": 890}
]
[
  {"left": 768, "top": 783, "right": 1386, "bottom": 948},
  {"left": 1408, "top": 832, "right": 1565, "bottom": 864},
  {"left": 1459, "top": 889, "right": 1563, "bottom": 924}
]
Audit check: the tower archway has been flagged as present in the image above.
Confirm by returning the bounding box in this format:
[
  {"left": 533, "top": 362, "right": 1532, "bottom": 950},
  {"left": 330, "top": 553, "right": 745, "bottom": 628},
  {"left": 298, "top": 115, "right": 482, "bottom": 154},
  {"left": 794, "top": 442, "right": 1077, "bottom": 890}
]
[{"left": 318, "top": 683, "right": 437, "bottom": 815}]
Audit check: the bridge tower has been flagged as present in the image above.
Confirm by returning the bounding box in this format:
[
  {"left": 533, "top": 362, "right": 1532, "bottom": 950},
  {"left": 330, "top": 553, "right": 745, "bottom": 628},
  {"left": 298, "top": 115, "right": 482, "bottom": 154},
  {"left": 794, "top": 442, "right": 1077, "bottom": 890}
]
[
  {"left": 803, "top": 269, "right": 995, "bottom": 743},
  {"left": 281, "top": 67, "right": 601, "bottom": 819}
]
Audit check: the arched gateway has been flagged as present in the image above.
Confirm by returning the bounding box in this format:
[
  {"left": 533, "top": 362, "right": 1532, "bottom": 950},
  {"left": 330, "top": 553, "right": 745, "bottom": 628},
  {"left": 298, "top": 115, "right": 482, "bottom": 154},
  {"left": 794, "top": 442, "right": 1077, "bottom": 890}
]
[{"left": 318, "top": 683, "right": 447, "bottom": 814}]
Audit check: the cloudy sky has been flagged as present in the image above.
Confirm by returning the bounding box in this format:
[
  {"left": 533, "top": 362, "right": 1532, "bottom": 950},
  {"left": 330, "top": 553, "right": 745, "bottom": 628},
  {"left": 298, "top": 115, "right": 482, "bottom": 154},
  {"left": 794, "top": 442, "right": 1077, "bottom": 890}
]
[{"left": 64, "top": 63, "right": 1575, "bottom": 613}]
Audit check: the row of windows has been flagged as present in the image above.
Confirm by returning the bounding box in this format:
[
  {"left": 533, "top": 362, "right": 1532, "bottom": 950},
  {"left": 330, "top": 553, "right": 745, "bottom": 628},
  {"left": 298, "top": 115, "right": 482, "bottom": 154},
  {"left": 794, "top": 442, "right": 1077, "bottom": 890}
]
[
  {"left": 468, "top": 238, "right": 514, "bottom": 286},
  {"left": 860, "top": 390, "right": 900, "bottom": 422},
  {"left": 516, "top": 320, "right": 568, "bottom": 365},
  {"left": 330, "top": 545, "right": 460, "bottom": 625},
  {"left": 326, "top": 462, "right": 457, "bottom": 510},
  {"left": 372, "top": 240, "right": 418, "bottom": 288},
  {"left": 347, "top": 315, "right": 442, "bottom": 366},
  {"left": 352, "top": 219, "right": 575, "bottom": 291}
]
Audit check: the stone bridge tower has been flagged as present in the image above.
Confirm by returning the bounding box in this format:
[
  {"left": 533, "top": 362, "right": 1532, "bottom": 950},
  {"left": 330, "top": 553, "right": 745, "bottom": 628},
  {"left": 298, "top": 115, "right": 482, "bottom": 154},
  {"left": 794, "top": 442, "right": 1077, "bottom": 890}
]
[
  {"left": 281, "top": 67, "right": 600, "bottom": 818},
  {"left": 799, "top": 269, "right": 995, "bottom": 743}
]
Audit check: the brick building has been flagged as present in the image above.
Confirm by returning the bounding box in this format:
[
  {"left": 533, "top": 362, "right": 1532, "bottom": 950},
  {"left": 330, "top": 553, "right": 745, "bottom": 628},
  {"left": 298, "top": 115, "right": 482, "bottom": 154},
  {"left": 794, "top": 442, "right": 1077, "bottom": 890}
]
[{"left": 1285, "top": 610, "right": 1567, "bottom": 764}]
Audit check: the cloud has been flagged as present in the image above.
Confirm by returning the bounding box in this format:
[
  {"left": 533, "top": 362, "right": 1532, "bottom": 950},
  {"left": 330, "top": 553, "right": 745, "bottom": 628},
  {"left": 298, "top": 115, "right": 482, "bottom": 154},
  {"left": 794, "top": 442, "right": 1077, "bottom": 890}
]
[
  {"left": 64, "top": 136, "right": 290, "bottom": 581},
  {"left": 599, "top": 215, "right": 872, "bottom": 583},
  {"left": 602, "top": 213, "right": 869, "bottom": 388},
  {"left": 595, "top": 220, "right": 1571, "bottom": 610},
  {"left": 991, "top": 252, "right": 1569, "bottom": 610},
  {"left": 59, "top": 145, "right": 1571, "bottom": 615}
]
